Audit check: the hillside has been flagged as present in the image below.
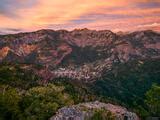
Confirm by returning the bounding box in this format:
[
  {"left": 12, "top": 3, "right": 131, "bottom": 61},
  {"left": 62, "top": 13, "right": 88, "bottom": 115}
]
[{"left": 0, "top": 29, "right": 160, "bottom": 119}]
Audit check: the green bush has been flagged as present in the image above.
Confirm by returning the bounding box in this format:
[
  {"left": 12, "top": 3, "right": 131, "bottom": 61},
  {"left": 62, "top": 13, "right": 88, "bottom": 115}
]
[
  {"left": 0, "top": 83, "right": 74, "bottom": 120},
  {"left": 0, "top": 85, "right": 22, "bottom": 120},
  {"left": 145, "top": 84, "right": 160, "bottom": 116},
  {"left": 89, "top": 109, "right": 115, "bottom": 120},
  {"left": 20, "top": 84, "right": 74, "bottom": 120}
]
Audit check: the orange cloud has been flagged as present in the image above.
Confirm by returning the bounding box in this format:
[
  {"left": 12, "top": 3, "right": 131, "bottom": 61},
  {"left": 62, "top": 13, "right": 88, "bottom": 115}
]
[{"left": 0, "top": 0, "right": 160, "bottom": 33}]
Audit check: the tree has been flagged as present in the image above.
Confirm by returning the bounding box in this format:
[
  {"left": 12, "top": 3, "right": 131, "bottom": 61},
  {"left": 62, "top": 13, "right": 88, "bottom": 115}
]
[
  {"left": 0, "top": 85, "right": 22, "bottom": 120},
  {"left": 21, "top": 84, "right": 74, "bottom": 120},
  {"left": 145, "top": 84, "right": 160, "bottom": 116}
]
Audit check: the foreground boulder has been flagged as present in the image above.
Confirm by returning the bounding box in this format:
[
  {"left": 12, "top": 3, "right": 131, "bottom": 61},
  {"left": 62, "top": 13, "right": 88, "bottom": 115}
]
[{"left": 50, "top": 101, "right": 139, "bottom": 120}]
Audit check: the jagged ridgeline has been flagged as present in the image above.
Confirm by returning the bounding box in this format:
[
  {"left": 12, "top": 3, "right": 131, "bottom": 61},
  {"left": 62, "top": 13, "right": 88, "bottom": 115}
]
[{"left": 0, "top": 29, "right": 160, "bottom": 120}]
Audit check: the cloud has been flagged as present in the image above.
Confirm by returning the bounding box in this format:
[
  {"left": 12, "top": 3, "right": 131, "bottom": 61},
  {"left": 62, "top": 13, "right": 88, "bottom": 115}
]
[
  {"left": 135, "top": 1, "right": 160, "bottom": 9},
  {"left": 0, "top": 28, "right": 23, "bottom": 34},
  {"left": 4, "top": 28, "right": 22, "bottom": 32},
  {"left": 0, "top": 31, "right": 5, "bottom": 35},
  {"left": 137, "top": 22, "right": 160, "bottom": 28},
  {"left": 0, "top": 0, "right": 160, "bottom": 33},
  {"left": 0, "top": 0, "right": 37, "bottom": 17}
]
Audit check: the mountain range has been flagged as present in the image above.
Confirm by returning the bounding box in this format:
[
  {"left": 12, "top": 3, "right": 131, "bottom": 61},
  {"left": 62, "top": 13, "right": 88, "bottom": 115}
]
[
  {"left": 0, "top": 29, "right": 160, "bottom": 82},
  {"left": 0, "top": 29, "right": 160, "bottom": 119}
]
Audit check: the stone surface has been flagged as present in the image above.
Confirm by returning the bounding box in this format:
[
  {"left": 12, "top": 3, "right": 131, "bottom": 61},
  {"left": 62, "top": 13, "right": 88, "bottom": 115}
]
[{"left": 50, "top": 101, "right": 140, "bottom": 120}]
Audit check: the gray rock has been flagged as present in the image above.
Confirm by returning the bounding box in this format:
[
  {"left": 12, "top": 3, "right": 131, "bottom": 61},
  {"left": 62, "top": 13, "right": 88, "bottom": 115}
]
[{"left": 50, "top": 101, "right": 140, "bottom": 120}]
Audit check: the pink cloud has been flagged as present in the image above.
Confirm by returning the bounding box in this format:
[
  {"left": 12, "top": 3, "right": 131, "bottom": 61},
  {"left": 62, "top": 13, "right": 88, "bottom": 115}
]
[{"left": 0, "top": 0, "right": 160, "bottom": 33}]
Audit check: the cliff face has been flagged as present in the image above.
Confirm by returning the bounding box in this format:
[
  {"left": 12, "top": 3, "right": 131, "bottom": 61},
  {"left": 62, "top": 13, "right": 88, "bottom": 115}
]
[
  {"left": 50, "top": 101, "right": 139, "bottom": 120},
  {"left": 0, "top": 29, "right": 160, "bottom": 82}
]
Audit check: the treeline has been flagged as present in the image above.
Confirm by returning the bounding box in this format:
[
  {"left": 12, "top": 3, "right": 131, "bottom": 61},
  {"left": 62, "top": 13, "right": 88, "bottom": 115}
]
[
  {"left": 0, "top": 60, "right": 160, "bottom": 120},
  {"left": 90, "top": 59, "right": 160, "bottom": 118},
  {"left": 0, "top": 64, "right": 96, "bottom": 120}
]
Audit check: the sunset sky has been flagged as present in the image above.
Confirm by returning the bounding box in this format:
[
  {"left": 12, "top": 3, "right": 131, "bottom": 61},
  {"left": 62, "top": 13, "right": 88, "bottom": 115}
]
[{"left": 0, "top": 0, "right": 160, "bottom": 34}]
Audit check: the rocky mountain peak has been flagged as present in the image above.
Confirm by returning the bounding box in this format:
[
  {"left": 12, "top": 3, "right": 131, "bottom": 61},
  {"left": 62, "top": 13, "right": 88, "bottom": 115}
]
[{"left": 0, "top": 29, "right": 159, "bottom": 82}]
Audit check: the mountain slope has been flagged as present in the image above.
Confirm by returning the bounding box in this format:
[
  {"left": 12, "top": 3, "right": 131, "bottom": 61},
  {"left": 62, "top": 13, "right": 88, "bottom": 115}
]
[
  {"left": 0, "top": 29, "right": 160, "bottom": 81},
  {"left": 0, "top": 29, "right": 160, "bottom": 119}
]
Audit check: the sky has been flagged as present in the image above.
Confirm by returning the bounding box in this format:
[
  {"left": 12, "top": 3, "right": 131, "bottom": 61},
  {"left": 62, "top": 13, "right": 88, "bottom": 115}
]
[{"left": 0, "top": 0, "right": 160, "bottom": 34}]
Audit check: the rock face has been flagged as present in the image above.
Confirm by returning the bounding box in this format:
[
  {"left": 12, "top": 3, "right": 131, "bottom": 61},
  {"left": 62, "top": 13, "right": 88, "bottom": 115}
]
[
  {"left": 50, "top": 101, "right": 139, "bottom": 120},
  {"left": 0, "top": 29, "right": 160, "bottom": 82}
]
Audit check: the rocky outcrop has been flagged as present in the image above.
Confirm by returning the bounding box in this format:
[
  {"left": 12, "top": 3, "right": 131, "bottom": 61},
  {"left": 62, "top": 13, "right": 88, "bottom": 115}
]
[
  {"left": 50, "top": 101, "right": 139, "bottom": 120},
  {"left": 0, "top": 46, "right": 10, "bottom": 60}
]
